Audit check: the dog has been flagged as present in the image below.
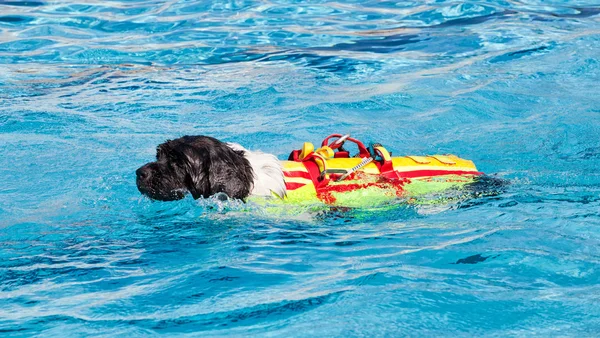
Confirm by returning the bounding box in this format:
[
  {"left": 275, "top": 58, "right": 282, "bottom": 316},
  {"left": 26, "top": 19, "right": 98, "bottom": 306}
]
[
  {"left": 136, "top": 135, "right": 285, "bottom": 201},
  {"left": 137, "top": 135, "right": 505, "bottom": 204}
]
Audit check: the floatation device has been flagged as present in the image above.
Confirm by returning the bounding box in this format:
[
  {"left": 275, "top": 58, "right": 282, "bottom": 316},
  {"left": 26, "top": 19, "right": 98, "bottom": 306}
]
[{"left": 277, "top": 134, "right": 482, "bottom": 207}]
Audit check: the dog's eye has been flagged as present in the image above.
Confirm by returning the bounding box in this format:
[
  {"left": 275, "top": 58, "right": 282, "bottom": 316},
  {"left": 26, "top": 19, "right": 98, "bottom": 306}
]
[{"left": 167, "top": 160, "right": 185, "bottom": 171}]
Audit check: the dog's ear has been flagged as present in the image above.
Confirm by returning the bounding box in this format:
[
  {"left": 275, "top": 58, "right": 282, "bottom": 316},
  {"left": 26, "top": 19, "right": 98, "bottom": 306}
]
[
  {"left": 177, "top": 145, "right": 212, "bottom": 200},
  {"left": 206, "top": 148, "right": 254, "bottom": 200},
  {"left": 158, "top": 141, "right": 212, "bottom": 199}
]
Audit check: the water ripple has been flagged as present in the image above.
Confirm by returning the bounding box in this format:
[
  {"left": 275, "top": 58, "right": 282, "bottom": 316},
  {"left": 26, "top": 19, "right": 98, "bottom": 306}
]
[{"left": 1, "top": 0, "right": 600, "bottom": 336}]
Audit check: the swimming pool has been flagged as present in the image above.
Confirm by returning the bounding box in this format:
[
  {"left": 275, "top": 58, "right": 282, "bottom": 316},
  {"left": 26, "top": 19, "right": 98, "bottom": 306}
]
[{"left": 1, "top": 0, "right": 600, "bottom": 336}]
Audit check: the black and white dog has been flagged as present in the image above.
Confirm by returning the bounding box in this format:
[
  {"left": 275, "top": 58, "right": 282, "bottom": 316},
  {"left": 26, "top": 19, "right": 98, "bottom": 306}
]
[
  {"left": 136, "top": 135, "right": 285, "bottom": 201},
  {"left": 136, "top": 135, "right": 505, "bottom": 202}
]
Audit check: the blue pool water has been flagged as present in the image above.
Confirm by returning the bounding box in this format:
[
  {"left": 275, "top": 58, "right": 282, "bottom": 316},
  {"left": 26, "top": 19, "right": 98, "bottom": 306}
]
[{"left": 1, "top": 0, "right": 600, "bottom": 336}]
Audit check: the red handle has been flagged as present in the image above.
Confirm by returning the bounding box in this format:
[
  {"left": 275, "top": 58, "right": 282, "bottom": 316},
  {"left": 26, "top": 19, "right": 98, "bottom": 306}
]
[{"left": 321, "top": 134, "right": 371, "bottom": 158}]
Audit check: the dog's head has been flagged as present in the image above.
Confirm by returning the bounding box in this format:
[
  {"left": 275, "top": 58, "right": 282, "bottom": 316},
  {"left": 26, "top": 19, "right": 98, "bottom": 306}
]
[{"left": 136, "top": 136, "right": 254, "bottom": 201}]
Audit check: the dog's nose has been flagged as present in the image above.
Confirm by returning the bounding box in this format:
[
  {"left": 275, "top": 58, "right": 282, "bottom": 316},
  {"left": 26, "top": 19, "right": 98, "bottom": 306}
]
[{"left": 136, "top": 166, "right": 152, "bottom": 180}]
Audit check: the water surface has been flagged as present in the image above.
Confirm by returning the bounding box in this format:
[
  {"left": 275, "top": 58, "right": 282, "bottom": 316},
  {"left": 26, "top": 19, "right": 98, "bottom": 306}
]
[{"left": 1, "top": 0, "right": 600, "bottom": 336}]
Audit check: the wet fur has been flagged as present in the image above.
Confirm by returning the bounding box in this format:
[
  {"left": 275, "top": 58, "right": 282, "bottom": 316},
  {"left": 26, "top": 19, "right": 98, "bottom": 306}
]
[
  {"left": 136, "top": 135, "right": 284, "bottom": 201},
  {"left": 136, "top": 136, "right": 256, "bottom": 201}
]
